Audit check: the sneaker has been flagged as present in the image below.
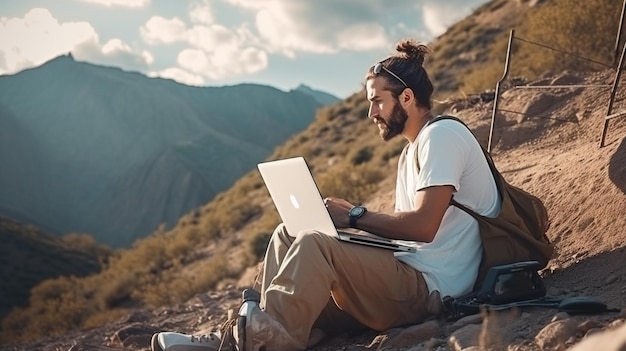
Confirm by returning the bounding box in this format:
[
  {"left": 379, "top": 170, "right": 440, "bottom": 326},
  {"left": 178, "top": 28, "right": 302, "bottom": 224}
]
[
  {"left": 234, "top": 289, "right": 261, "bottom": 351},
  {"left": 151, "top": 331, "right": 227, "bottom": 351},
  {"left": 234, "top": 289, "right": 303, "bottom": 351}
]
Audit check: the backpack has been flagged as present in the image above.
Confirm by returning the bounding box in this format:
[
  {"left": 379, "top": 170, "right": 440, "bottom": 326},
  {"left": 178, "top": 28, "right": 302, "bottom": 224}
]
[{"left": 427, "top": 115, "right": 554, "bottom": 289}]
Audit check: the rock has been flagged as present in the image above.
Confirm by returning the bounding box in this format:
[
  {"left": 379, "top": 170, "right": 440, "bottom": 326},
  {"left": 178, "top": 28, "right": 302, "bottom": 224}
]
[
  {"left": 119, "top": 310, "right": 154, "bottom": 324},
  {"left": 534, "top": 319, "right": 577, "bottom": 350},
  {"left": 550, "top": 71, "right": 582, "bottom": 86},
  {"left": 383, "top": 320, "right": 440, "bottom": 348},
  {"left": 577, "top": 319, "right": 602, "bottom": 334},
  {"left": 114, "top": 324, "right": 159, "bottom": 346},
  {"left": 568, "top": 321, "right": 626, "bottom": 351},
  {"left": 367, "top": 331, "right": 392, "bottom": 349},
  {"left": 584, "top": 327, "right": 605, "bottom": 338},
  {"left": 608, "top": 319, "right": 625, "bottom": 328},
  {"left": 551, "top": 312, "right": 570, "bottom": 322},
  {"left": 605, "top": 275, "right": 619, "bottom": 285},
  {"left": 450, "top": 314, "right": 483, "bottom": 332},
  {"left": 448, "top": 324, "right": 482, "bottom": 351}
]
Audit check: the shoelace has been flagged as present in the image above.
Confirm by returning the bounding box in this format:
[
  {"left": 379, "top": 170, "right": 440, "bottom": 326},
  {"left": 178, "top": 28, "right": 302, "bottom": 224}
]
[
  {"left": 218, "top": 315, "right": 237, "bottom": 351},
  {"left": 190, "top": 334, "right": 219, "bottom": 344}
]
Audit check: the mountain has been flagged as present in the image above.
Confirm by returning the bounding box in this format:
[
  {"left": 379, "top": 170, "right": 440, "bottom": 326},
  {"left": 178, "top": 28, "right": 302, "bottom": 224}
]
[
  {"left": 293, "top": 84, "right": 342, "bottom": 105},
  {"left": 0, "top": 56, "right": 337, "bottom": 247}
]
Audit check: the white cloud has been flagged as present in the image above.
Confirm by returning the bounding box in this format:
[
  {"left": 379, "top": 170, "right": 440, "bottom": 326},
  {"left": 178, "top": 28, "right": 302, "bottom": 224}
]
[
  {"left": 220, "top": 0, "right": 424, "bottom": 56},
  {"left": 178, "top": 48, "right": 209, "bottom": 74},
  {"left": 254, "top": 4, "right": 335, "bottom": 56},
  {"left": 140, "top": 4, "right": 269, "bottom": 83},
  {"left": 189, "top": 1, "right": 214, "bottom": 25},
  {"left": 102, "top": 38, "right": 132, "bottom": 55},
  {"left": 140, "top": 16, "right": 188, "bottom": 44},
  {"left": 77, "top": 0, "right": 150, "bottom": 8},
  {"left": 186, "top": 24, "right": 237, "bottom": 52},
  {"left": 421, "top": 1, "right": 480, "bottom": 37},
  {"left": 92, "top": 38, "right": 154, "bottom": 68},
  {"left": 422, "top": 4, "right": 451, "bottom": 37},
  {"left": 0, "top": 8, "right": 152, "bottom": 76},
  {"left": 0, "top": 8, "right": 98, "bottom": 74}
]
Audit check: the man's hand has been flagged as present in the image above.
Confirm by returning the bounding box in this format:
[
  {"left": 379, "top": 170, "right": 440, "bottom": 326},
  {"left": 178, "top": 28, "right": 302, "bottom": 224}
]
[{"left": 324, "top": 197, "right": 354, "bottom": 228}]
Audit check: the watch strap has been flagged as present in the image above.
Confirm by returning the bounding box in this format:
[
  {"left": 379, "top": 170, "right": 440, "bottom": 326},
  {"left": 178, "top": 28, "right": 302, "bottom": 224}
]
[{"left": 350, "top": 216, "right": 358, "bottom": 228}]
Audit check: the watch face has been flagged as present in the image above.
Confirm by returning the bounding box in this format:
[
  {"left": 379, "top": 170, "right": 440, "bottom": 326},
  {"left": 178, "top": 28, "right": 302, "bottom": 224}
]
[{"left": 350, "top": 206, "right": 366, "bottom": 217}]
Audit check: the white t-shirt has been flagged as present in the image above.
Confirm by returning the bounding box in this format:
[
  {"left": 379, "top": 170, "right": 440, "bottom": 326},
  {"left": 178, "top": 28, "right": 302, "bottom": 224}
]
[{"left": 393, "top": 118, "right": 501, "bottom": 298}]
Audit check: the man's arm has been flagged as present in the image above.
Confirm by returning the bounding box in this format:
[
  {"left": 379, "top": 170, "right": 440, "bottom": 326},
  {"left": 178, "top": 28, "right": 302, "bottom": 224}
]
[{"left": 325, "top": 184, "right": 454, "bottom": 243}]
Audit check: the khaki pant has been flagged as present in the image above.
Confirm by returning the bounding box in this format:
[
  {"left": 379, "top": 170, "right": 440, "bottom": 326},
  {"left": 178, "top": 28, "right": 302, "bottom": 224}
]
[{"left": 256, "top": 224, "right": 430, "bottom": 348}]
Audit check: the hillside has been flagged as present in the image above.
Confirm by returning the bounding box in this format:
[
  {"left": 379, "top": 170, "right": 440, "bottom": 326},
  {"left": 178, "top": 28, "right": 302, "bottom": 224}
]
[
  {"left": 1, "top": 0, "right": 625, "bottom": 349},
  {"left": 0, "top": 56, "right": 333, "bottom": 247},
  {"left": 0, "top": 216, "right": 107, "bottom": 321}
]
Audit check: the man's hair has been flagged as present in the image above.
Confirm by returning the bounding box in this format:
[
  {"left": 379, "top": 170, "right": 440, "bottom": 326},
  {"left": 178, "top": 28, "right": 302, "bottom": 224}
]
[{"left": 366, "top": 39, "right": 434, "bottom": 109}]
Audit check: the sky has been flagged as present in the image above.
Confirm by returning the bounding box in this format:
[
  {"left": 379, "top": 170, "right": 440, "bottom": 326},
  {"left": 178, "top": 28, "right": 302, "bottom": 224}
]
[{"left": 0, "top": 0, "right": 489, "bottom": 99}]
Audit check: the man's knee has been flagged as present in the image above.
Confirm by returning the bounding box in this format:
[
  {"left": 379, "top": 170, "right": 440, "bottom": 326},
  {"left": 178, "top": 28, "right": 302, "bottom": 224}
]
[
  {"left": 293, "top": 230, "right": 335, "bottom": 248},
  {"left": 273, "top": 223, "right": 288, "bottom": 235},
  {"left": 272, "top": 223, "right": 291, "bottom": 241}
]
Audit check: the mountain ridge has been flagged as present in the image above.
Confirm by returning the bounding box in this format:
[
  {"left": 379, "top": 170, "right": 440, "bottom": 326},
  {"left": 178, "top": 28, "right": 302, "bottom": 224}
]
[{"left": 0, "top": 54, "right": 338, "bottom": 247}]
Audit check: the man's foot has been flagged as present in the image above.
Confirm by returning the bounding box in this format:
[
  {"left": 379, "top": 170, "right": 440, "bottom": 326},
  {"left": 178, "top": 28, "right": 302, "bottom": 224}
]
[
  {"left": 234, "top": 289, "right": 303, "bottom": 351},
  {"left": 428, "top": 290, "right": 443, "bottom": 317},
  {"left": 151, "top": 331, "right": 228, "bottom": 351}
]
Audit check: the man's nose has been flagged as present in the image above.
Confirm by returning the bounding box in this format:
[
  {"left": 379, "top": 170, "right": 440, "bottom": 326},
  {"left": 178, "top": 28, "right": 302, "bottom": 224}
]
[{"left": 368, "top": 105, "right": 377, "bottom": 119}]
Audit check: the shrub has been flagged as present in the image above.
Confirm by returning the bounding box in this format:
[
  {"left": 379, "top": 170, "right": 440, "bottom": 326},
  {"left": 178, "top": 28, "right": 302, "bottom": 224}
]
[
  {"left": 350, "top": 146, "right": 374, "bottom": 165},
  {"left": 317, "top": 162, "right": 384, "bottom": 204},
  {"left": 514, "top": 0, "right": 618, "bottom": 78},
  {"left": 245, "top": 231, "right": 272, "bottom": 263},
  {"left": 460, "top": 62, "right": 506, "bottom": 94},
  {"left": 2, "top": 276, "right": 94, "bottom": 343},
  {"left": 61, "top": 232, "right": 112, "bottom": 264}
]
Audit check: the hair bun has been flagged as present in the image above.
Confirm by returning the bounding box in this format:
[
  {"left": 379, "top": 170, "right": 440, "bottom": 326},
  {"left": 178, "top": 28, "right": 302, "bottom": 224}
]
[{"left": 395, "top": 39, "right": 430, "bottom": 66}]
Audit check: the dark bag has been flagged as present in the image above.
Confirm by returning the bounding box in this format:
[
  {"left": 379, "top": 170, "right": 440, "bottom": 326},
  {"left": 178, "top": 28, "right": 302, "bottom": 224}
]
[{"left": 429, "top": 116, "right": 554, "bottom": 288}]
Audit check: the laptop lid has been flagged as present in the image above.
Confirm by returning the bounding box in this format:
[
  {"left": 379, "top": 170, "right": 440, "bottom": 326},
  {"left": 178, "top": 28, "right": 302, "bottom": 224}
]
[
  {"left": 257, "top": 156, "right": 337, "bottom": 237},
  {"left": 257, "top": 157, "right": 416, "bottom": 253}
]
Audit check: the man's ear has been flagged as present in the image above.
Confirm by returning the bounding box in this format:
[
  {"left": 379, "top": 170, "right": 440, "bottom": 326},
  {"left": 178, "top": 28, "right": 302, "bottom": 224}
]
[{"left": 399, "top": 88, "right": 415, "bottom": 108}]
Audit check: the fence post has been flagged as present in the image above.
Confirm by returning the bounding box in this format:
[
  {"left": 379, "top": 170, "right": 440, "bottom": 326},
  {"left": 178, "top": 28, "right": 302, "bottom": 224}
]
[
  {"left": 600, "top": 39, "right": 626, "bottom": 147},
  {"left": 488, "top": 29, "right": 515, "bottom": 153},
  {"left": 614, "top": 0, "right": 626, "bottom": 67}
]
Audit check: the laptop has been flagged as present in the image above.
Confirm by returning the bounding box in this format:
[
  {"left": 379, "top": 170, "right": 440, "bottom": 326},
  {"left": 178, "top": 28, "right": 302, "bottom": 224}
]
[{"left": 257, "top": 156, "right": 416, "bottom": 253}]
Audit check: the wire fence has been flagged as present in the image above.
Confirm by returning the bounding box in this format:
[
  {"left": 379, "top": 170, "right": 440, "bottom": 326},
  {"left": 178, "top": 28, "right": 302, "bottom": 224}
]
[{"left": 487, "top": 4, "right": 626, "bottom": 152}]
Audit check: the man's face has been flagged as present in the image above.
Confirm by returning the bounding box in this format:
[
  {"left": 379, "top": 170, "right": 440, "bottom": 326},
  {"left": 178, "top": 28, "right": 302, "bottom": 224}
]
[{"left": 366, "top": 77, "right": 408, "bottom": 141}]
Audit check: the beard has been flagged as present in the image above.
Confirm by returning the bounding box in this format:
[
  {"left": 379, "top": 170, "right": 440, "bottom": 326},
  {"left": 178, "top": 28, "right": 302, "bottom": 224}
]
[{"left": 375, "top": 101, "right": 408, "bottom": 141}]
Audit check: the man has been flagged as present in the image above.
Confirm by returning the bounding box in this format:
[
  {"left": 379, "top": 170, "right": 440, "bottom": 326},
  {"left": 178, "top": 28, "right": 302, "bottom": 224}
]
[{"left": 152, "top": 38, "right": 501, "bottom": 351}]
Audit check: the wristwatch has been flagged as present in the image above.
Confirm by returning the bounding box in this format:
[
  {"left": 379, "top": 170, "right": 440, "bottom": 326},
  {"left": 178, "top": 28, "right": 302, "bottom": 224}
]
[{"left": 348, "top": 206, "right": 367, "bottom": 228}]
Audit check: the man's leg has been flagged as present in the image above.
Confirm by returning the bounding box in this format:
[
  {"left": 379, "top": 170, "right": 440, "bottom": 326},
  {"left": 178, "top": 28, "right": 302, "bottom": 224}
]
[
  {"left": 261, "top": 228, "right": 430, "bottom": 347},
  {"left": 257, "top": 224, "right": 365, "bottom": 343},
  {"left": 258, "top": 223, "right": 294, "bottom": 309}
]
